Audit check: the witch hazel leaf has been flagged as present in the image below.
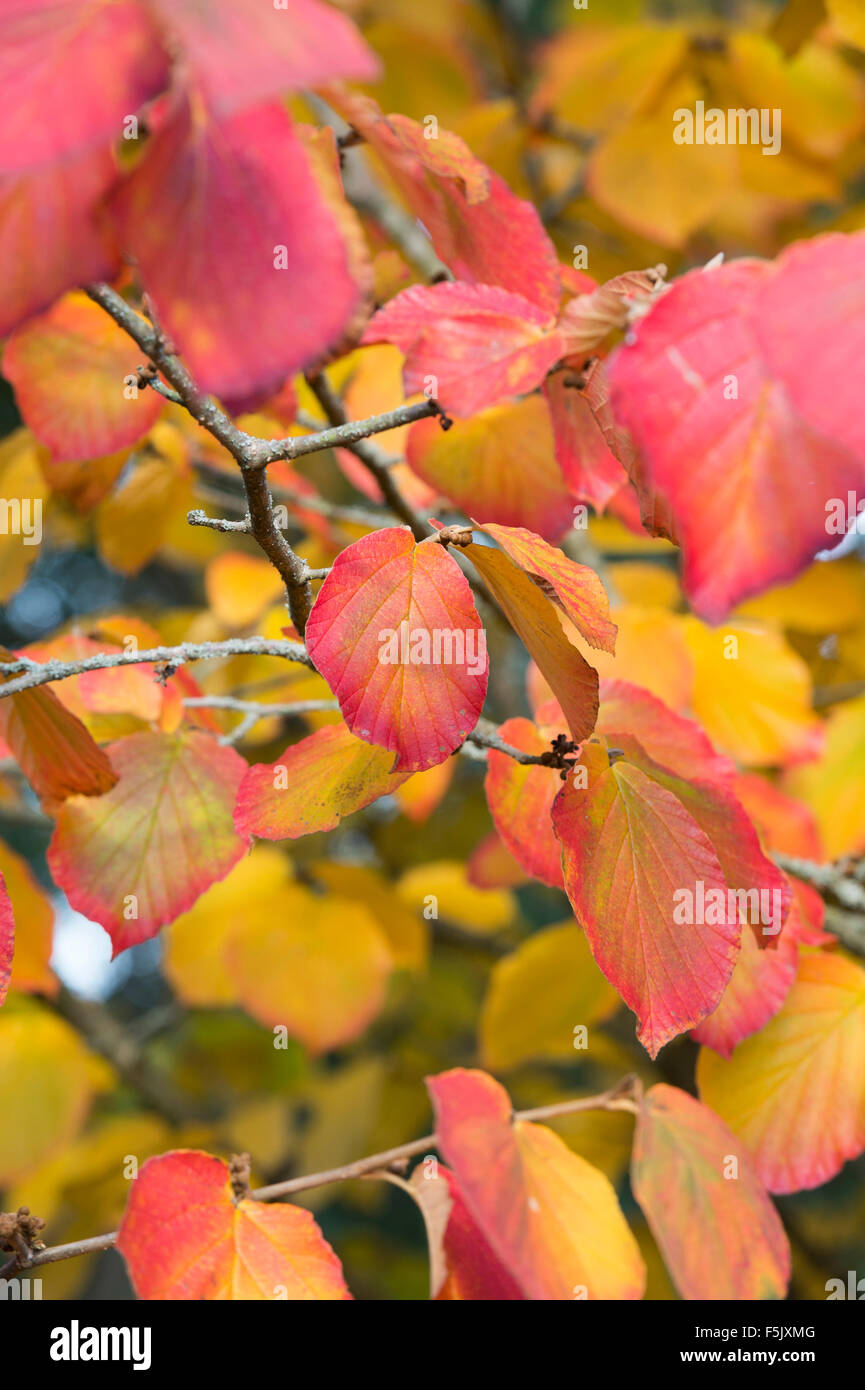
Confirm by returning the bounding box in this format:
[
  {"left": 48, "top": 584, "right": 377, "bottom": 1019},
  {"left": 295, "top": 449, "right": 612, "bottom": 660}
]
[
  {"left": 145, "top": 0, "right": 379, "bottom": 119},
  {"left": 47, "top": 731, "right": 250, "bottom": 954},
  {"left": 305, "top": 528, "right": 487, "bottom": 772},
  {"left": 697, "top": 951, "right": 865, "bottom": 1193},
  {"left": 753, "top": 231, "right": 865, "bottom": 463},
  {"left": 552, "top": 743, "right": 737, "bottom": 1057},
  {"left": 690, "top": 919, "right": 798, "bottom": 1058},
  {"left": 0, "top": 649, "right": 118, "bottom": 803},
  {"left": 631, "top": 1084, "right": 790, "bottom": 1300},
  {"left": 557, "top": 266, "right": 667, "bottom": 356},
  {"left": 226, "top": 884, "right": 392, "bottom": 1054},
  {"left": 235, "top": 722, "right": 410, "bottom": 841},
  {"left": 117, "top": 1150, "right": 352, "bottom": 1300},
  {"left": 3, "top": 292, "right": 163, "bottom": 460},
  {"left": 433, "top": 1167, "right": 524, "bottom": 1301},
  {"left": 110, "top": 98, "right": 364, "bottom": 400},
  {"left": 361, "top": 282, "right": 564, "bottom": 417},
  {"left": 406, "top": 396, "right": 575, "bottom": 543},
  {"left": 609, "top": 254, "right": 865, "bottom": 621},
  {"left": 471, "top": 520, "right": 616, "bottom": 653},
  {"left": 427, "top": 1068, "right": 645, "bottom": 1300},
  {"left": 484, "top": 717, "right": 563, "bottom": 889},
  {"left": 543, "top": 361, "right": 630, "bottom": 513},
  {"left": 0, "top": 147, "right": 119, "bottom": 337},
  {"left": 464, "top": 541, "right": 598, "bottom": 744},
  {"left": 597, "top": 679, "right": 735, "bottom": 786},
  {"left": 326, "top": 88, "right": 561, "bottom": 315},
  {"left": 0, "top": 876, "right": 13, "bottom": 1008},
  {"left": 0, "top": 0, "right": 168, "bottom": 174}
]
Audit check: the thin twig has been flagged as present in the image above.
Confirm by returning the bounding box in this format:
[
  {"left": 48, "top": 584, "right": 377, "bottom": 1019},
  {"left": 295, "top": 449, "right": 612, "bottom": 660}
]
[
  {"left": 304, "top": 371, "right": 435, "bottom": 541},
  {"left": 12, "top": 1081, "right": 638, "bottom": 1275},
  {"left": 0, "top": 638, "right": 311, "bottom": 699}
]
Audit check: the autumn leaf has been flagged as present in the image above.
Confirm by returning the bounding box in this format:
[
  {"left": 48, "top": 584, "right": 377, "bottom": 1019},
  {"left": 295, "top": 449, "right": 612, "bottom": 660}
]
[
  {"left": 427, "top": 1068, "right": 645, "bottom": 1300},
  {"left": 553, "top": 742, "right": 738, "bottom": 1057},
  {"left": 484, "top": 716, "right": 564, "bottom": 889},
  {"left": 109, "top": 99, "right": 365, "bottom": 400},
  {"left": 3, "top": 292, "right": 164, "bottom": 460},
  {"left": 362, "top": 281, "right": 564, "bottom": 417},
  {"left": 305, "top": 528, "right": 487, "bottom": 772},
  {"left": 479, "top": 923, "right": 619, "bottom": 1071},
  {"left": 225, "top": 883, "right": 393, "bottom": 1053},
  {"left": 464, "top": 541, "right": 598, "bottom": 744},
  {"left": 0, "top": 0, "right": 167, "bottom": 174},
  {"left": 631, "top": 1084, "right": 790, "bottom": 1300},
  {"left": 145, "top": 0, "right": 378, "bottom": 118},
  {"left": 406, "top": 397, "right": 574, "bottom": 543},
  {"left": 234, "top": 722, "right": 410, "bottom": 841},
  {"left": 47, "top": 730, "right": 249, "bottom": 953},
  {"left": 116, "top": 1150, "right": 352, "bottom": 1300},
  {"left": 471, "top": 520, "right": 617, "bottom": 653},
  {"left": 0, "top": 648, "right": 118, "bottom": 803},
  {"left": 609, "top": 248, "right": 865, "bottom": 620},
  {"left": 697, "top": 950, "right": 865, "bottom": 1193}
]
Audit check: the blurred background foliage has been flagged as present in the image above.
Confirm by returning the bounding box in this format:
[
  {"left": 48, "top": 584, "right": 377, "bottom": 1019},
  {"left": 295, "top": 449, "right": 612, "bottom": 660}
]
[{"left": 2, "top": 0, "right": 865, "bottom": 1300}]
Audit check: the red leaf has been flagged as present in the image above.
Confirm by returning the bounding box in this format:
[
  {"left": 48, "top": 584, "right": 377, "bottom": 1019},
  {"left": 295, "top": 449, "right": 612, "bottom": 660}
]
[
  {"left": 4, "top": 292, "right": 163, "bottom": 459},
  {"left": 552, "top": 743, "right": 737, "bottom": 1056},
  {"left": 305, "top": 528, "right": 487, "bottom": 772},
  {"left": 543, "top": 359, "right": 631, "bottom": 512},
  {"left": 631, "top": 1085, "right": 790, "bottom": 1300},
  {"left": 609, "top": 252, "right": 865, "bottom": 620},
  {"left": 47, "top": 730, "right": 249, "bottom": 953},
  {"left": 436, "top": 1168, "right": 524, "bottom": 1301},
  {"left": 234, "top": 722, "right": 410, "bottom": 840},
  {"left": 427, "top": 1068, "right": 645, "bottom": 1300},
  {"left": 362, "top": 281, "right": 564, "bottom": 417},
  {"left": 110, "top": 99, "right": 364, "bottom": 399},
  {"left": 0, "top": 0, "right": 167, "bottom": 173},
  {"left": 754, "top": 231, "right": 865, "bottom": 463},
  {"left": 117, "top": 1150, "right": 352, "bottom": 1299},
  {"left": 484, "top": 717, "right": 563, "bottom": 889},
  {"left": 472, "top": 520, "right": 616, "bottom": 652},
  {"left": 0, "top": 148, "right": 119, "bottom": 336},
  {"left": 326, "top": 89, "right": 561, "bottom": 314},
  {"left": 146, "top": 0, "right": 378, "bottom": 119}
]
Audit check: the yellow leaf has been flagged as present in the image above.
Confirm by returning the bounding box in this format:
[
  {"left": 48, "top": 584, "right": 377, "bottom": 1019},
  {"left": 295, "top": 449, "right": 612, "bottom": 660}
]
[
  {"left": 685, "top": 617, "right": 820, "bottom": 766},
  {"left": 0, "top": 1002, "right": 105, "bottom": 1184},
  {"left": 480, "top": 922, "right": 620, "bottom": 1070},
  {"left": 785, "top": 694, "right": 865, "bottom": 856},
  {"left": 0, "top": 430, "right": 48, "bottom": 600},
  {"left": 397, "top": 859, "right": 513, "bottom": 933},
  {"left": 163, "top": 847, "right": 289, "bottom": 1008},
  {"left": 226, "top": 884, "right": 393, "bottom": 1053},
  {"left": 205, "top": 551, "right": 286, "bottom": 629}
]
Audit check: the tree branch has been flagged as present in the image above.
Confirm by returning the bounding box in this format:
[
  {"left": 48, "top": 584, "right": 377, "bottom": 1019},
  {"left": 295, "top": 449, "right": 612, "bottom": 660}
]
[
  {"left": 7, "top": 1080, "right": 638, "bottom": 1276},
  {"left": 304, "top": 370, "right": 437, "bottom": 541},
  {"left": 0, "top": 638, "right": 311, "bottom": 699}
]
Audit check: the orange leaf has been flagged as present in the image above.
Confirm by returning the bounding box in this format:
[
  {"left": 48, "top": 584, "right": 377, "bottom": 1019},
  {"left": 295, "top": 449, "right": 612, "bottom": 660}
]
[
  {"left": 305, "top": 528, "right": 487, "bottom": 771},
  {"left": 427, "top": 1068, "right": 645, "bottom": 1300},
  {"left": 47, "top": 731, "right": 249, "bottom": 954},
  {"left": 3, "top": 292, "right": 163, "bottom": 460},
  {"left": 0, "top": 648, "right": 118, "bottom": 804},
  {"left": 117, "top": 1150, "right": 352, "bottom": 1300},
  {"left": 234, "top": 722, "right": 410, "bottom": 841},
  {"left": 465, "top": 541, "right": 598, "bottom": 744},
  {"left": 631, "top": 1084, "right": 790, "bottom": 1300}
]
